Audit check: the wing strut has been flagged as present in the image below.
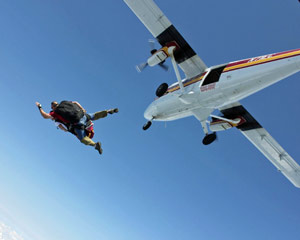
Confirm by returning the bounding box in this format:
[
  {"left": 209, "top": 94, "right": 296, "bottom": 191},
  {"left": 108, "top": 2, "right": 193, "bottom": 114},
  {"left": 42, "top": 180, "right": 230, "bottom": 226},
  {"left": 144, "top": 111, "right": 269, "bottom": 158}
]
[{"left": 168, "top": 46, "right": 184, "bottom": 93}]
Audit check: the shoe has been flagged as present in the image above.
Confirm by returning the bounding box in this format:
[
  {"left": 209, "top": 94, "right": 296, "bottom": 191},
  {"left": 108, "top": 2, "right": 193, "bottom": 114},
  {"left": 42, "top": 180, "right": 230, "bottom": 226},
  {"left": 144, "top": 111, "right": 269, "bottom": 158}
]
[
  {"left": 95, "top": 142, "right": 103, "bottom": 155},
  {"left": 107, "top": 108, "right": 118, "bottom": 114}
]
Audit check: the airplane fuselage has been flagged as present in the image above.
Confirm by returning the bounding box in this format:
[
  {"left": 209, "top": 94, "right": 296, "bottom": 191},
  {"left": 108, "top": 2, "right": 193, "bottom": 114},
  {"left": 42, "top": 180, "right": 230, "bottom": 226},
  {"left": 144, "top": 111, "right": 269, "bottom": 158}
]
[
  {"left": 125, "top": 0, "right": 300, "bottom": 187},
  {"left": 144, "top": 49, "right": 300, "bottom": 121}
]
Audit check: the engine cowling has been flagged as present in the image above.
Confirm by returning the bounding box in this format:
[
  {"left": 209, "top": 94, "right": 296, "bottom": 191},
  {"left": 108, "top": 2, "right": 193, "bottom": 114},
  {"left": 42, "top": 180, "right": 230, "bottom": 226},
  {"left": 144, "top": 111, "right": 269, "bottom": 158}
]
[
  {"left": 209, "top": 117, "right": 245, "bottom": 132},
  {"left": 147, "top": 48, "right": 169, "bottom": 67}
]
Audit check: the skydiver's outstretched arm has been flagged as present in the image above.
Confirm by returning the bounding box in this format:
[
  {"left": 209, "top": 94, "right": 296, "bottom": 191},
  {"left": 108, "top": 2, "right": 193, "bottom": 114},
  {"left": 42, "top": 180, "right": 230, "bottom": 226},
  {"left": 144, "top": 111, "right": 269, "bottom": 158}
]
[
  {"left": 35, "top": 102, "right": 52, "bottom": 119},
  {"left": 57, "top": 124, "right": 68, "bottom": 132},
  {"left": 72, "top": 101, "right": 86, "bottom": 113}
]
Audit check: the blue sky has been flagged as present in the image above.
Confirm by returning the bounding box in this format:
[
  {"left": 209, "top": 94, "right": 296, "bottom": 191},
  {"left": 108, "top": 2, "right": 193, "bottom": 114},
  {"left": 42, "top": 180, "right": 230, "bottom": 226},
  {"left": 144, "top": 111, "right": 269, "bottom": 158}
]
[{"left": 0, "top": 0, "right": 300, "bottom": 240}]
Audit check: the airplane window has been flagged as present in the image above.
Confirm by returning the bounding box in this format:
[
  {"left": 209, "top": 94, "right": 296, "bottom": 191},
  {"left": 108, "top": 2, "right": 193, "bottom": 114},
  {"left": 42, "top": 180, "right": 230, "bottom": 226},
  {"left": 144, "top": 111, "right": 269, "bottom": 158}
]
[{"left": 202, "top": 65, "right": 227, "bottom": 86}]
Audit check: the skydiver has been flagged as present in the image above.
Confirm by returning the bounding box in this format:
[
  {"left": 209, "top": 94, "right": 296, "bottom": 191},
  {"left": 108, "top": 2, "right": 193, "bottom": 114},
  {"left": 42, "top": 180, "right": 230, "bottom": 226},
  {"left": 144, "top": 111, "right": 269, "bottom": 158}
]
[{"left": 35, "top": 101, "right": 118, "bottom": 155}]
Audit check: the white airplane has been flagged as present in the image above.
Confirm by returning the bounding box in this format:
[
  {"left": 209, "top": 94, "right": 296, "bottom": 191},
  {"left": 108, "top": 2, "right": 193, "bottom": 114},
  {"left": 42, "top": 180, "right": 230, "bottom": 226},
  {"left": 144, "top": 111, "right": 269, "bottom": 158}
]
[{"left": 124, "top": 0, "right": 300, "bottom": 188}]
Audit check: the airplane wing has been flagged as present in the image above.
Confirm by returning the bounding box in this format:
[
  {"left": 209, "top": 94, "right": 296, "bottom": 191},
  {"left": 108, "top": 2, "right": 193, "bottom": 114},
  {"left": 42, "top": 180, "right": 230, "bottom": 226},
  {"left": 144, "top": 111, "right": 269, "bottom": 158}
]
[
  {"left": 219, "top": 102, "right": 300, "bottom": 188},
  {"left": 124, "top": 0, "right": 207, "bottom": 79}
]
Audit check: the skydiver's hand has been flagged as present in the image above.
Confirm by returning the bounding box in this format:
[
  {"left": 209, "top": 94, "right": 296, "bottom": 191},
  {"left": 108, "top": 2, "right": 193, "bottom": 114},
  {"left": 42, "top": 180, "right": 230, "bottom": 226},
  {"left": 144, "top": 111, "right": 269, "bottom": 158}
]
[
  {"left": 35, "top": 102, "right": 42, "bottom": 109},
  {"left": 35, "top": 102, "right": 51, "bottom": 119}
]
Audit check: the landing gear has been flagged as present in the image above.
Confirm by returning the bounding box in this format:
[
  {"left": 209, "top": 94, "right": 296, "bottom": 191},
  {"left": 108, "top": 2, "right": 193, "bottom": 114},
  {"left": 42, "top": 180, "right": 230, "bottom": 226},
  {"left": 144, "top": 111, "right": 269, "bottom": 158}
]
[
  {"left": 202, "top": 132, "right": 217, "bottom": 145},
  {"left": 156, "top": 83, "right": 168, "bottom": 97},
  {"left": 143, "top": 121, "right": 152, "bottom": 130}
]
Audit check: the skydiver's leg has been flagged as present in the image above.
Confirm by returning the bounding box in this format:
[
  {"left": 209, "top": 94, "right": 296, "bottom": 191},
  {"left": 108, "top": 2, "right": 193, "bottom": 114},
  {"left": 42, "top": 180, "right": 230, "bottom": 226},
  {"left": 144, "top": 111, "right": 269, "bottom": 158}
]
[
  {"left": 81, "top": 136, "right": 96, "bottom": 146},
  {"left": 89, "top": 108, "right": 118, "bottom": 121},
  {"left": 74, "top": 127, "right": 103, "bottom": 154},
  {"left": 74, "top": 128, "right": 86, "bottom": 141},
  {"left": 107, "top": 108, "right": 118, "bottom": 114},
  {"left": 74, "top": 127, "right": 95, "bottom": 146},
  {"left": 89, "top": 111, "right": 107, "bottom": 121}
]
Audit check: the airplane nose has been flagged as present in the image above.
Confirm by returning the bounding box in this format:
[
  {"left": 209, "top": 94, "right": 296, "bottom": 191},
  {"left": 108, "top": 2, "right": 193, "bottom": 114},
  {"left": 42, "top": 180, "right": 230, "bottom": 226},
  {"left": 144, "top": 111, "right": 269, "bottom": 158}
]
[{"left": 144, "top": 102, "right": 157, "bottom": 120}]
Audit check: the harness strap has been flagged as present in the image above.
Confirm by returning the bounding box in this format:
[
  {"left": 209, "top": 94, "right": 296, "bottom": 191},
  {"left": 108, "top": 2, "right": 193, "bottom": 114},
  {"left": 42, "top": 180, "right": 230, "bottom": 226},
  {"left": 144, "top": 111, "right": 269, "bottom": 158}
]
[{"left": 70, "top": 114, "right": 93, "bottom": 129}]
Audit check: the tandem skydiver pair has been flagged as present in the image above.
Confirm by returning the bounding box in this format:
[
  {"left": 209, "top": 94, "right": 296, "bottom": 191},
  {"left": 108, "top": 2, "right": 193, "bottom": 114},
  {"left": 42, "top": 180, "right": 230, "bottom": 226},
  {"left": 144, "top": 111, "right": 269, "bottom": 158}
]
[{"left": 36, "top": 100, "right": 118, "bottom": 155}]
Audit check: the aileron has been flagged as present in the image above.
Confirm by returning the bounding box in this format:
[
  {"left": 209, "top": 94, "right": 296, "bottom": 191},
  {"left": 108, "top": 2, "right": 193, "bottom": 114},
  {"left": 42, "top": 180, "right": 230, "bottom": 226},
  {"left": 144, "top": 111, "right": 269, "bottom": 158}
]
[{"left": 124, "top": 0, "right": 172, "bottom": 37}]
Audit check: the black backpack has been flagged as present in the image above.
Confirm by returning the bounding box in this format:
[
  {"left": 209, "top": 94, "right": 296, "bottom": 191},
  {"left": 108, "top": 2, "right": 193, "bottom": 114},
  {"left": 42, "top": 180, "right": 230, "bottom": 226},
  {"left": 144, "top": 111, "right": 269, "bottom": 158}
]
[{"left": 54, "top": 101, "right": 84, "bottom": 124}]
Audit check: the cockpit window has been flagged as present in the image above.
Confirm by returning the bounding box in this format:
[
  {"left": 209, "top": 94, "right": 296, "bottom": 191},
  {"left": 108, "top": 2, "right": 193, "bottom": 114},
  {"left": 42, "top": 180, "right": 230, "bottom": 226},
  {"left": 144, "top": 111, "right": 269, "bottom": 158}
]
[{"left": 202, "top": 65, "right": 227, "bottom": 86}]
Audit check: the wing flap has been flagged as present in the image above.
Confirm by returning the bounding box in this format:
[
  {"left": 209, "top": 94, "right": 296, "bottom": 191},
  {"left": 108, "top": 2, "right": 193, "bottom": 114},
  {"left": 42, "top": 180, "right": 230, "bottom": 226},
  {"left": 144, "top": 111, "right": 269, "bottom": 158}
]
[
  {"left": 220, "top": 102, "right": 300, "bottom": 188},
  {"left": 241, "top": 129, "right": 300, "bottom": 182}
]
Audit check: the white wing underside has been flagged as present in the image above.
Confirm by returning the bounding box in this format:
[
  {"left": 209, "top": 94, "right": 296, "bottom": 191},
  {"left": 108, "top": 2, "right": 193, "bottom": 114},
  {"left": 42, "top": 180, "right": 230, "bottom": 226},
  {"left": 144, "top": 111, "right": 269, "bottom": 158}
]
[
  {"left": 242, "top": 128, "right": 300, "bottom": 187},
  {"left": 220, "top": 102, "right": 300, "bottom": 188},
  {"left": 124, "top": 0, "right": 207, "bottom": 78}
]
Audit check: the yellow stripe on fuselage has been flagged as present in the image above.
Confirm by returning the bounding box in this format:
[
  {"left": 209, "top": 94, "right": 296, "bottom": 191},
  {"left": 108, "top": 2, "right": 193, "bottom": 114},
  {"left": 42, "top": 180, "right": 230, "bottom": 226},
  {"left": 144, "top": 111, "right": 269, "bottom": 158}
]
[
  {"left": 224, "top": 50, "right": 300, "bottom": 73},
  {"left": 167, "top": 75, "right": 205, "bottom": 93}
]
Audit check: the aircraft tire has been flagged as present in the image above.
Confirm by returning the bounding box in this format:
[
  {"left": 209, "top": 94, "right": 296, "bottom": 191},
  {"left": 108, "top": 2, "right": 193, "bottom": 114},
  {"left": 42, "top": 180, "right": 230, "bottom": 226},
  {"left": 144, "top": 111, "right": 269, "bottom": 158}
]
[
  {"left": 143, "top": 121, "right": 152, "bottom": 130},
  {"left": 202, "top": 132, "right": 217, "bottom": 145},
  {"left": 156, "top": 83, "right": 168, "bottom": 97}
]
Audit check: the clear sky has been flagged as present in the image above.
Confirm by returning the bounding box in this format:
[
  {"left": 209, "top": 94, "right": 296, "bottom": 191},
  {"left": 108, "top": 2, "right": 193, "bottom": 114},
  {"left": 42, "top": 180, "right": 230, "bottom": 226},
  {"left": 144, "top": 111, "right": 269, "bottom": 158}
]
[{"left": 0, "top": 0, "right": 300, "bottom": 240}]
